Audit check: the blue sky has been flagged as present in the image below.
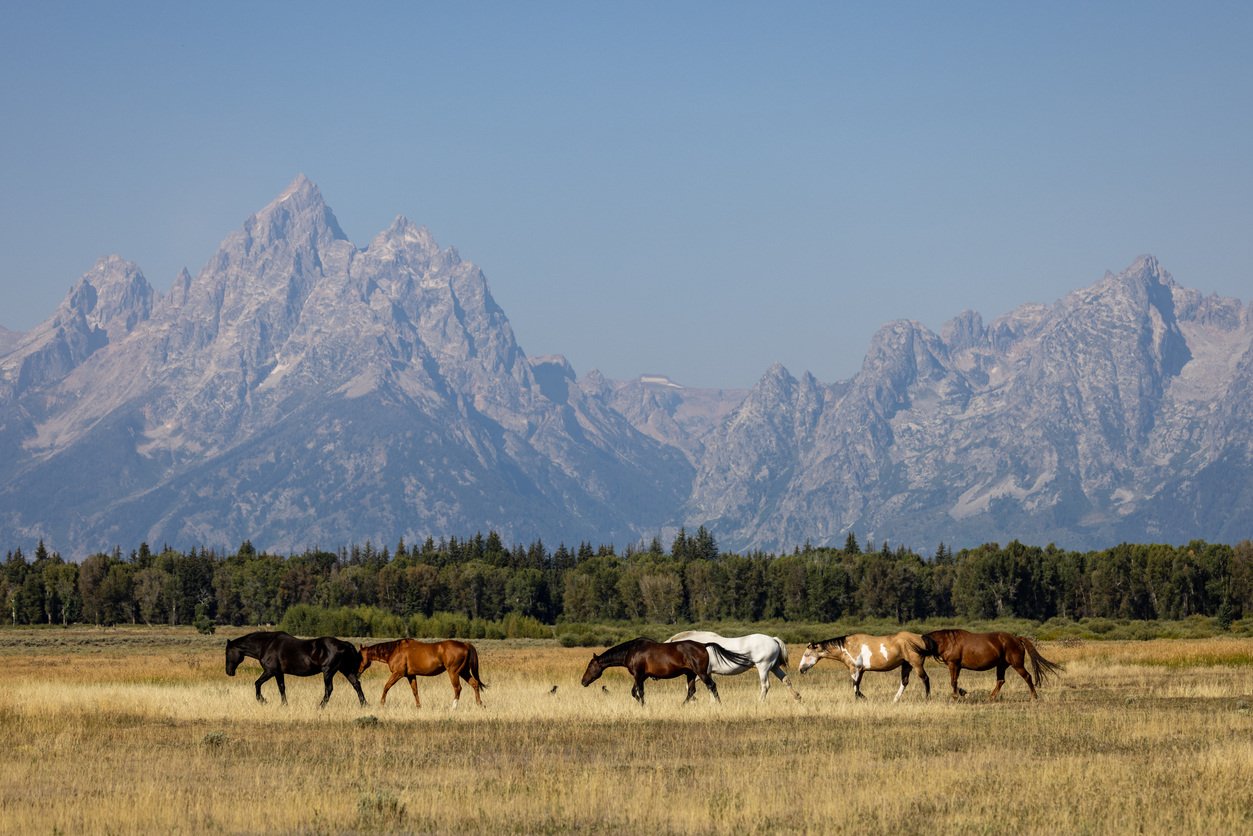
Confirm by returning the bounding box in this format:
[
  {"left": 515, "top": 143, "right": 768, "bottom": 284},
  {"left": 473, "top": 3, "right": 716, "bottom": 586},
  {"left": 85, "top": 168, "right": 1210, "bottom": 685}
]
[{"left": 3, "top": 2, "right": 1251, "bottom": 387}]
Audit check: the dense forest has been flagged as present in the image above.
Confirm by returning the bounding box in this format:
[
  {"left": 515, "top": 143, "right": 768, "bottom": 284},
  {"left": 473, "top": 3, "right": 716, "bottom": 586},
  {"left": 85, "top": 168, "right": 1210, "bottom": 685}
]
[{"left": 3, "top": 529, "right": 1251, "bottom": 632}]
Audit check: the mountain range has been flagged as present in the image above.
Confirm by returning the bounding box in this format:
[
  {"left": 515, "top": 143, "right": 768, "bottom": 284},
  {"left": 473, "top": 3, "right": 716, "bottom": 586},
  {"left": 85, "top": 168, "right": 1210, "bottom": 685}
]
[{"left": 2, "top": 177, "right": 1250, "bottom": 556}]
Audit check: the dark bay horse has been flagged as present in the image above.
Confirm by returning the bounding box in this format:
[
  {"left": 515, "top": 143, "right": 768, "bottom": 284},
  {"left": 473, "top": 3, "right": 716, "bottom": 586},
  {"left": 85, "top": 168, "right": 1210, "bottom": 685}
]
[
  {"left": 580, "top": 637, "right": 754, "bottom": 706},
  {"left": 798, "top": 632, "right": 930, "bottom": 701},
  {"left": 358, "top": 639, "right": 486, "bottom": 708},
  {"left": 921, "top": 629, "right": 1064, "bottom": 700},
  {"left": 224, "top": 631, "right": 366, "bottom": 707}
]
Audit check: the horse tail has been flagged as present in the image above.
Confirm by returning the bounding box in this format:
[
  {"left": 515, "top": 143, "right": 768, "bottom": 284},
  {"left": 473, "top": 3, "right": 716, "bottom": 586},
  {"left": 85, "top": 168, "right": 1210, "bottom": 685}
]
[
  {"left": 464, "top": 642, "right": 487, "bottom": 690},
  {"left": 704, "top": 642, "right": 754, "bottom": 673},
  {"left": 1019, "top": 636, "right": 1063, "bottom": 687},
  {"left": 772, "top": 636, "right": 790, "bottom": 668},
  {"left": 917, "top": 633, "right": 940, "bottom": 659}
]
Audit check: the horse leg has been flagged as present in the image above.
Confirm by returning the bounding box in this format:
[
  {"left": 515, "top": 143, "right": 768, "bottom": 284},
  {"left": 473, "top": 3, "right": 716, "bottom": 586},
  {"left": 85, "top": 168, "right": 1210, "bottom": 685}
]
[
  {"left": 988, "top": 664, "right": 1007, "bottom": 701},
  {"left": 683, "top": 673, "right": 698, "bottom": 704},
  {"left": 1012, "top": 662, "right": 1039, "bottom": 699},
  {"left": 319, "top": 670, "right": 335, "bottom": 708},
  {"left": 632, "top": 673, "right": 646, "bottom": 706},
  {"left": 448, "top": 667, "right": 463, "bottom": 710},
  {"left": 253, "top": 670, "right": 273, "bottom": 703},
  {"left": 275, "top": 671, "right": 288, "bottom": 705},
  {"left": 773, "top": 663, "right": 802, "bottom": 702},
  {"left": 345, "top": 671, "right": 367, "bottom": 706},
  {"left": 947, "top": 662, "right": 966, "bottom": 699},
  {"left": 852, "top": 669, "right": 866, "bottom": 700},
  {"left": 757, "top": 664, "right": 770, "bottom": 701},
  {"left": 702, "top": 672, "right": 721, "bottom": 704},
  {"left": 463, "top": 672, "right": 484, "bottom": 707},
  {"left": 917, "top": 664, "right": 931, "bottom": 700},
  {"left": 894, "top": 666, "right": 910, "bottom": 703},
  {"left": 406, "top": 675, "right": 421, "bottom": 707},
  {"left": 380, "top": 670, "right": 405, "bottom": 705}
]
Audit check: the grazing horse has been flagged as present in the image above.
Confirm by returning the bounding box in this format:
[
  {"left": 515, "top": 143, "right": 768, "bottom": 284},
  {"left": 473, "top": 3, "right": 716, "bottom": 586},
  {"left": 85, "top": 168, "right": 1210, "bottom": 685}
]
[
  {"left": 580, "top": 637, "right": 755, "bottom": 706},
  {"left": 666, "top": 630, "right": 801, "bottom": 702},
  {"left": 797, "top": 632, "right": 930, "bottom": 701},
  {"left": 224, "top": 631, "right": 366, "bottom": 707},
  {"left": 358, "top": 639, "right": 486, "bottom": 709},
  {"left": 921, "top": 629, "right": 1063, "bottom": 700}
]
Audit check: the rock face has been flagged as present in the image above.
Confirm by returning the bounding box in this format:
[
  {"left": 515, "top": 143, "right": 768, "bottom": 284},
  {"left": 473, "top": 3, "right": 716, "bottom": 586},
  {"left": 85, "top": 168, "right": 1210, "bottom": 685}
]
[
  {"left": 0, "top": 176, "right": 690, "bottom": 553},
  {"left": 1, "top": 178, "right": 1250, "bottom": 555},
  {"left": 686, "top": 256, "right": 1253, "bottom": 551}
]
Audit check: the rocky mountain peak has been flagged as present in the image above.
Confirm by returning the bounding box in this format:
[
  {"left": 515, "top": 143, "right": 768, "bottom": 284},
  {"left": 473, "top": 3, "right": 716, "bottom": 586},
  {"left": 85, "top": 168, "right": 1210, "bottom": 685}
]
[{"left": 58, "top": 255, "right": 154, "bottom": 338}]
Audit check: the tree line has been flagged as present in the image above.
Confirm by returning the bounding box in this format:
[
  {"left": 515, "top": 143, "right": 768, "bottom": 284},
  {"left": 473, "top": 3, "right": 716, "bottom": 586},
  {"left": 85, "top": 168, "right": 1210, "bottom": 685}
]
[{"left": 3, "top": 529, "right": 1251, "bottom": 629}]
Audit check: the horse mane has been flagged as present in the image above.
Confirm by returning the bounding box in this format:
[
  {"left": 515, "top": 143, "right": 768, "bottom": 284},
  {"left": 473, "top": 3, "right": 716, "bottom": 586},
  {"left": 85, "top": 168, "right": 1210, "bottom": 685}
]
[
  {"left": 816, "top": 636, "right": 848, "bottom": 650},
  {"left": 363, "top": 638, "right": 405, "bottom": 658},
  {"left": 597, "top": 637, "right": 650, "bottom": 666}
]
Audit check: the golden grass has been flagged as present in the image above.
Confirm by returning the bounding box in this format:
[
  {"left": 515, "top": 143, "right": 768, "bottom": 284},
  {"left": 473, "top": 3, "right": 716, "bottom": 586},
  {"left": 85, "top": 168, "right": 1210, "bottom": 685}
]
[{"left": 0, "top": 628, "right": 1250, "bottom": 834}]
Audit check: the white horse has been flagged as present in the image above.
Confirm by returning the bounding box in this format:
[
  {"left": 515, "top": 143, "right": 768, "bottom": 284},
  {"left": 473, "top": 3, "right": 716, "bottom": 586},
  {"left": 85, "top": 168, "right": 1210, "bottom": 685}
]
[{"left": 666, "top": 630, "right": 801, "bottom": 702}]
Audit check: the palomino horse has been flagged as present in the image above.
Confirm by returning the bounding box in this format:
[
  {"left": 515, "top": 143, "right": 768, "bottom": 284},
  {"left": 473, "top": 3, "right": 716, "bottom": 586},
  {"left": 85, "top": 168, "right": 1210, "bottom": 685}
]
[
  {"left": 358, "top": 639, "right": 486, "bottom": 708},
  {"left": 225, "top": 631, "right": 366, "bottom": 707},
  {"left": 921, "top": 629, "right": 1063, "bottom": 700},
  {"left": 666, "top": 630, "right": 801, "bottom": 702},
  {"left": 580, "top": 637, "right": 754, "bottom": 706},
  {"left": 797, "top": 632, "right": 930, "bottom": 701}
]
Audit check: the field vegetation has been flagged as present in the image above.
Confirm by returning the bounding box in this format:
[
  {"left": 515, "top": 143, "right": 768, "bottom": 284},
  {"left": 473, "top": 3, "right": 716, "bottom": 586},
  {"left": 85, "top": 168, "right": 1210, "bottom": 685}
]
[{"left": 1, "top": 625, "right": 1250, "bottom": 833}]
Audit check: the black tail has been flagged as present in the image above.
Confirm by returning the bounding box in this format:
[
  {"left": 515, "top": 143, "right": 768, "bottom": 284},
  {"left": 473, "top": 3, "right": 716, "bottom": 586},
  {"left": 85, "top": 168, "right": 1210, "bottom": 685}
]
[
  {"left": 917, "top": 633, "right": 940, "bottom": 659},
  {"left": 1020, "top": 637, "right": 1063, "bottom": 687},
  {"left": 704, "top": 642, "right": 755, "bottom": 671},
  {"left": 463, "top": 643, "right": 488, "bottom": 689}
]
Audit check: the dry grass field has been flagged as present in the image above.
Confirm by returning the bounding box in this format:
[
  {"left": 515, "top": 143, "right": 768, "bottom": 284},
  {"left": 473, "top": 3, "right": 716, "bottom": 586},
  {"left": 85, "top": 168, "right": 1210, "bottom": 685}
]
[{"left": 1, "top": 627, "right": 1250, "bottom": 834}]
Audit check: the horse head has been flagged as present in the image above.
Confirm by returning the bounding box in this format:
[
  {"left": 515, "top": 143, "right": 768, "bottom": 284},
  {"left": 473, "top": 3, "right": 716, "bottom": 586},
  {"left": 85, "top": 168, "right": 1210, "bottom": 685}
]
[
  {"left": 580, "top": 652, "right": 606, "bottom": 687},
  {"left": 225, "top": 639, "right": 244, "bottom": 676},
  {"left": 357, "top": 644, "right": 372, "bottom": 674},
  {"left": 798, "top": 638, "right": 842, "bottom": 674}
]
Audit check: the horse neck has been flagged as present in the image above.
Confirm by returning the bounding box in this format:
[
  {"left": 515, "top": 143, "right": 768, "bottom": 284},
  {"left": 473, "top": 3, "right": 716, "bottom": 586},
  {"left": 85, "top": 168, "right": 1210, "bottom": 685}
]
[
  {"left": 597, "top": 641, "right": 640, "bottom": 669},
  {"left": 819, "top": 637, "right": 847, "bottom": 654},
  {"left": 365, "top": 640, "right": 402, "bottom": 662},
  {"left": 235, "top": 633, "right": 282, "bottom": 659}
]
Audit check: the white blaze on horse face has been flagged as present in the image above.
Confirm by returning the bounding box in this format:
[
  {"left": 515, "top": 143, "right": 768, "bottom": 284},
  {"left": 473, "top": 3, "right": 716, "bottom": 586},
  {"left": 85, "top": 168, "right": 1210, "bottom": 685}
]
[{"left": 798, "top": 648, "right": 820, "bottom": 672}]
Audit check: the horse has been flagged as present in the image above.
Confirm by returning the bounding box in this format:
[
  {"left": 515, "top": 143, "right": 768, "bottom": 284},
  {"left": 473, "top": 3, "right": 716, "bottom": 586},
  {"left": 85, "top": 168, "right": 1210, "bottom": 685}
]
[
  {"left": 224, "top": 631, "right": 366, "bottom": 707},
  {"left": 797, "top": 632, "right": 930, "bottom": 701},
  {"left": 666, "top": 630, "right": 801, "bottom": 702},
  {"left": 358, "top": 638, "right": 486, "bottom": 709},
  {"left": 920, "top": 629, "right": 1063, "bottom": 700},
  {"left": 580, "top": 637, "right": 755, "bottom": 706}
]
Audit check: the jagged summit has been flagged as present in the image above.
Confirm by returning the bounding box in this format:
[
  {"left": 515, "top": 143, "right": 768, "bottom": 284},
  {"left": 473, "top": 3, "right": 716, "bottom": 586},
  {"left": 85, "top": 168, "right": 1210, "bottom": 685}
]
[
  {"left": 1, "top": 192, "right": 1250, "bottom": 556},
  {"left": 0, "top": 178, "right": 692, "bottom": 554}
]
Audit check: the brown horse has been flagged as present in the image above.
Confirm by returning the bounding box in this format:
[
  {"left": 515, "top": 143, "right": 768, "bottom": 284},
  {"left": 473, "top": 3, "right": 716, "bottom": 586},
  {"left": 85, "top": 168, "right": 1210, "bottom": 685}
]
[
  {"left": 358, "top": 639, "right": 486, "bottom": 708},
  {"left": 580, "top": 637, "right": 754, "bottom": 706},
  {"left": 921, "top": 629, "right": 1063, "bottom": 700},
  {"left": 797, "top": 632, "right": 930, "bottom": 701}
]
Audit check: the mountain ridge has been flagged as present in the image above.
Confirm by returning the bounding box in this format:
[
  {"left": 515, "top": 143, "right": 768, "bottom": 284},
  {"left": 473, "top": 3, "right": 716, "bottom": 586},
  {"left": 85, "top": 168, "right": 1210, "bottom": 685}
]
[{"left": 2, "top": 178, "right": 1250, "bottom": 555}]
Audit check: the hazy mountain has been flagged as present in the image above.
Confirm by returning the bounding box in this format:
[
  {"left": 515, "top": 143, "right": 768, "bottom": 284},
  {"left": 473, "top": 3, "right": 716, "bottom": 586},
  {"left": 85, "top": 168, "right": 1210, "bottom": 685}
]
[
  {"left": 687, "top": 256, "right": 1253, "bottom": 551},
  {"left": 0, "top": 176, "right": 690, "bottom": 554},
  {"left": 2, "top": 178, "right": 1249, "bottom": 555}
]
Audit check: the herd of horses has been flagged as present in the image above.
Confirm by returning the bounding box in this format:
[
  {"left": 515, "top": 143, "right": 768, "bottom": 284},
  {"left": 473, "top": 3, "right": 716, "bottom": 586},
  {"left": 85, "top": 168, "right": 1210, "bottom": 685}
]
[{"left": 224, "top": 628, "right": 1063, "bottom": 708}]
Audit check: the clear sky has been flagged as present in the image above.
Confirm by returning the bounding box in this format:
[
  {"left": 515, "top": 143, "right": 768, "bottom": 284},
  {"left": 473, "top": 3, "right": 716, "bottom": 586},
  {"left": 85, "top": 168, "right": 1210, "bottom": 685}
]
[{"left": 3, "top": 2, "right": 1251, "bottom": 387}]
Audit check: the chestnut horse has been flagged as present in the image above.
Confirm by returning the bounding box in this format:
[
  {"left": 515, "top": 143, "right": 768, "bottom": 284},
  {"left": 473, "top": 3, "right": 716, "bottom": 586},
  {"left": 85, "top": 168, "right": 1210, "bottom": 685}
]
[
  {"left": 225, "top": 631, "right": 366, "bottom": 707},
  {"left": 580, "top": 637, "right": 754, "bottom": 706},
  {"left": 358, "top": 639, "right": 486, "bottom": 708},
  {"left": 921, "top": 629, "right": 1063, "bottom": 700},
  {"left": 797, "top": 632, "right": 930, "bottom": 701}
]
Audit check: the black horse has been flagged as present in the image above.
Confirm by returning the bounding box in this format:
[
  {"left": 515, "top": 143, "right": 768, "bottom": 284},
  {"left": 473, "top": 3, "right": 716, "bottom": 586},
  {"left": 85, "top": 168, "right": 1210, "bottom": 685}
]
[{"left": 225, "top": 631, "right": 367, "bottom": 707}]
